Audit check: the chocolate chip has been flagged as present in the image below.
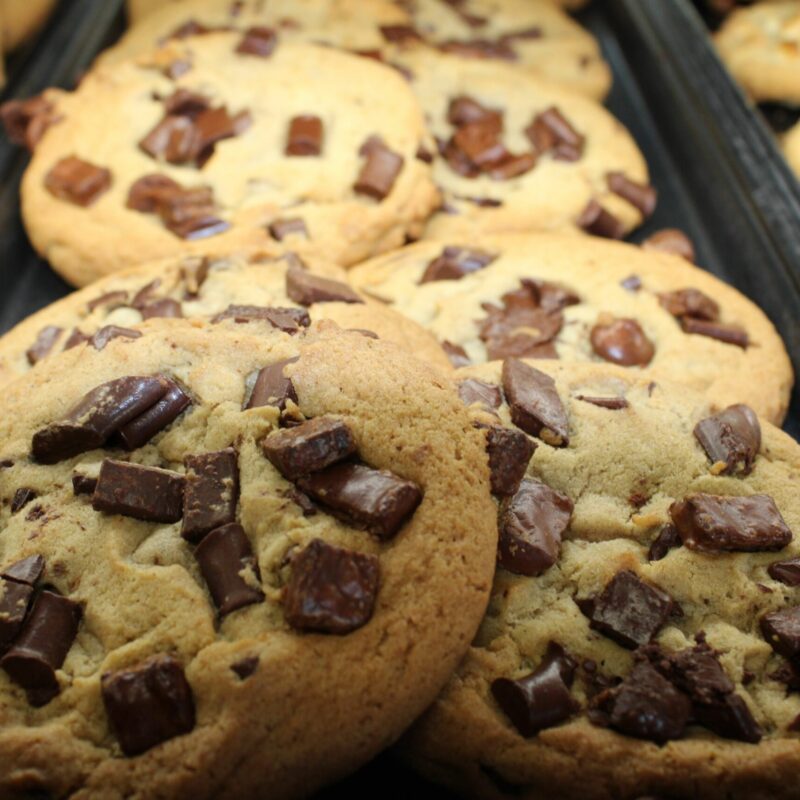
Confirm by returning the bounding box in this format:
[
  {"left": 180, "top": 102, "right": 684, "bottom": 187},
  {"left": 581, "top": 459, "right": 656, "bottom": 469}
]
[
  {"left": 283, "top": 539, "right": 380, "bottom": 634},
  {"left": 761, "top": 606, "right": 800, "bottom": 662},
  {"left": 26, "top": 326, "right": 62, "bottom": 366},
  {"left": 11, "top": 488, "right": 36, "bottom": 513},
  {"left": 236, "top": 26, "right": 278, "bottom": 56},
  {"left": 452, "top": 116, "right": 509, "bottom": 170},
  {"left": 44, "top": 157, "right": 111, "bottom": 206},
  {"left": 768, "top": 557, "right": 800, "bottom": 587},
  {"left": 575, "top": 395, "right": 629, "bottom": 410},
  {"left": 297, "top": 463, "right": 422, "bottom": 540},
  {"left": 694, "top": 405, "right": 760, "bottom": 476},
  {"left": 231, "top": 656, "right": 259, "bottom": 680},
  {"left": 485, "top": 427, "right": 536, "bottom": 497},
  {"left": 491, "top": 642, "right": 579, "bottom": 736},
  {"left": 32, "top": 376, "right": 170, "bottom": 463},
  {"left": 212, "top": 305, "right": 310, "bottom": 333},
  {"left": 415, "top": 144, "right": 434, "bottom": 163},
  {"left": 72, "top": 474, "right": 97, "bottom": 496},
  {"left": 194, "top": 523, "right": 264, "bottom": 616},
  {"left": 126, "top": 173, "right": 181, "bottom": 212},
  {"left": 2, "top": 555, "right": 45, "bottom": 585},
  {"left": 591, "top": 318, "right": 654, "bottom": 366},
  {"left": 447, "top": 96, "right": 501, "bottom": 129},
  {"left": 354, "top": 136, "right": 404, "bottom": 200},
  {"left": 607, "top": 172, "right": 657, "bottom": 218},
  {"left": 419, "top": 246, "right": 496, "bottom": 283},
  {"left": 139, "top": 298, "right": 183, "bottom": 320},
  {"left": 647, "top": 525, "right": 682, "bottom": 562},
  {"left": 162, "top": 89, "right": 210, "bottom": 118},
  {"left": 670, "top": 494, "right": 792, "bottom": 552},
  {"left": 89, "top": 326, "right": 142, "bottom": 351},
  {"left": 92, "top": 459, "right": 185, "bottom": 523},
  {"left": 577, "top": 200, "right": 625, "bottom": 239},
  {"left": 498, "top": 478, "right": 572, "bottom": 575},
  {"left": 181, "top": 256, "right": 210, "bottom": 297},
  {"left": 525, "top": 107, "right": 584, "bottom": 161},
  {"left": 502, "top": 358, "right": 569, "bottom": 446},
  {"left": 620, "top": 275, "right": 642, "bottom": 292},
  {"left": 87, "top": 290, "right": 129, "bottom": 312},
  {"left": 102, "top": 655, "right": 195, "bottom": 756},
  {"left": 458, "top": 378, "right": 502, "bottom": 411},
  {"left": 582, "top": 570, "right": 674, "bottom": 649},
  {"left": 0, "top": 579, "right": 34, "bottom": 647},
  {"left": 1, "top": 590, "right": 81, "bottom": 706},
  {"left": 283, "top": 486, "right": 317, "bottom": 516},
  {"left": 658, "top": 288, "right": 719, "bottom": 321},
  {"left": 642, "top": 228, "right": 696, "bottom": 262},
  {"left": 192, "top": 107, "right": 252, "bottom": 165},
  {"left": 0, "top": 94, "right": 59, "bottom": 150},
  {"left": 681, "top": 317, "right": 749, "bottom": 348},
  {"left": 117, "top": 379, "right": 191, "bottom": 450},
  {"left": 128, "top": 280, "right": 160, "bottom": 309},
  {"left": 167, "top": 19, "right": 222, "bottom": 39},
  {"left": 63, "top": 328, "right": 91, "bottom": 350},
  {"left": 379, "top": 24, "right": 422, "bottom": 42},
  {"left": 285, "top": 115, "right": 323, "bottom": 156},
  {"left": 139, "top": 115, "right": 199, "bottom": 163},
  {"left": 181, "top": 449, "right": 239, "bottom": 543},
  {"left": 439, "top": 38, "right": 516, "bottom": 60},
  {"left": 442, "top": 341, "right": 471, "bottom": 367},
  {"left": 285, "top": 264, "right": 362, "bottom": 305},
  {"left": 245, "top": 358, "right": 299, "bottom": 411},
  {"left": 268, "top": 217, "right": 308, "bottom": 241}
]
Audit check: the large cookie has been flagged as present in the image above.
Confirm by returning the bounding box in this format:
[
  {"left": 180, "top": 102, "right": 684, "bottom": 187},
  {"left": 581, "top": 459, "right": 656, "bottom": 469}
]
[
  {"left": 387, "top": 51, "right": 647, "bottom": 240},
  {"left": 0, "top": 319, "right": 496, "bottom": 798},
  {"left": 401, "top": 359, "right": 800, "bottom": 800},
  {"left": 0, "top": 249, "right": 453, "bottom": 386},
  {"left": 16, "top": 34, "right": 438, "bottom": 285},
  {"left": 349, "top": 233, "right": 793, "bottom": 423},
  {"left": 716, "top": 1, "right": 800, "bottom": 104}
]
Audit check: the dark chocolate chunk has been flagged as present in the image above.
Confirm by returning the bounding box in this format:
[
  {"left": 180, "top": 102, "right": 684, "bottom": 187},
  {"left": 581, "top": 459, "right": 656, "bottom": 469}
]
[
  {"left": 670, "top": 494, "right": 792, "bottom": 552},
  {"left": 647, "top": 525, "right": 682, "bottom": 562},
  {"left": 162, "top": 88, "right": 210, "bottom": 118},
  {"left": 63, "top": 328, "right": 91, "bottom": 350},
  {"left": 31, "top": 375, "right": 170, "bottom": 463},
  {"left": 502, "top": 358, "right": 569, "bottom": 446},
  {"left": 642, "top": 228, "right": 696, "bottom": 262},
  {"left": 285, "top": 264, "right": 362, "bottom": 305},
  {"left": 26, "top": 326, "right": 63, "bottom": 366},
  {"left": 192, "top": 107, "right": 252, "bottom": 164},
  {"left": 101, "top": 655, "right": 195, "bottom": 756},
  {"left": 693, "top": 404, "right": 760, "bottom": 476},
  {"left": 212, "top": 304, "right": 310, "bottom": 333},
  {"left": 126, "top": 173, "right": 182, "bottom": 213},
  {"left": 139, "top": 298, "right": 183, "bottom": 319},
  {"left": 286, "top": 115, "right": 323, "bottom": 156},
  {"left": 117, "top": 379, "right": 191, "bottom": 450},
  {"left": 491, "top": 642, "right": 579, "bottom": 737},
  {"left": 452, "top": 117, "right": 508, "bottom": 169},
  {"left": 245, "top": 358, "right": 299, "bottom": 410},
  {"left": 680, "top": 317, "right": 749, "bottom": 348},
  {"left": 283, "top": 486, "right": 317, "bottom": 516},
  {"left": 2, "top": 555, "right": 45, "bottom": 585},
  {"left": 485, "top": 426, "right": 536, "bottom": 497},
  {"left": 441, "top": 340, "right": 471, "bottom": 367},
  {"left": 0, "top": 579, "right": 34, "bottom": 647},
  {"left": 194, "top": 523, "right": 264, "bottom": 617},
  {"left": 590, "top": 318, "right": 655, "bottom": 366},
  {"left": 658, "top": 288, "right": 719, "bottom": 321},
  {"left": 577, "top": 200, "right": 625, "bottom": 239},
  {"left": 268, "top": 217, "right": 308, "bottom": 241},
  {"left": 1, "top": 590, "right": 81, "bottom": 706},
  {"left": 379, "top": 24, "right": 422, "bottom": 42},
  {"left": 498, "top": 478, "right": 572, "bottom": 575},
  {"left": 525, "top": 107, "right": 584, "bottom": 161},
  {"left": 89, "top": 326, "right": 142, "bottom": 351},
  {"left": 419, "top": 246, "right": 496, "bottom": 283},
  {"left": 231, "top": 656, "right": 259, "bottom": 680},
  {"left": 297, "top": 463, "right": 422, "bottom": 540},
  {"left": 606, "top": 172, "right": 657, "bottom": 217},
  {"left": 0, "top": 93, "right": 59, "bottom": 150},
  {"left": 236, "top": 25, "right": 278, "bottom": 56},
  {"left": 181, "top": 449, "right": 240, "bottom": 543},
  {"left": 761, "top": 606, "right": 800, "bottom": 662},
  {"left": 11, "top": 488, "right": 37, "bottom": 513},
  {"left": 44, "top": 156, "right": 111, "bottom": 206},
  {"left": 768, "top": 557, "right": 800, "bottom": 587},
  {"left": 458, "top": 378, "right": 503, "bottom": 411},
  {"left": 283, "top": 538, "right": 379, "bottom": 634},
  {"left": 354, "top": 136, "right": 404, "bottom": 200},
  {"left": 92, "top": 459, "right": 185, "bottom": 523},
  {"left": 72, "top": 474, "right": 97, "bottom": 496},
  {"left": 575, "top": 395, "right": 629, "bottom": 410},
  {"left": 582, "top": 570, "right": 674, "bottom": 649},
  {"left": 447, "top": 96, "right": 502, "bottom": 129}
]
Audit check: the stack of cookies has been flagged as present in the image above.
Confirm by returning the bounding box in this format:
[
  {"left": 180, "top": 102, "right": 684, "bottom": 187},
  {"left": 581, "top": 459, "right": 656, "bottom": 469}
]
[{"left": 0, "top": 1, "right": 797, "bottom": 798}]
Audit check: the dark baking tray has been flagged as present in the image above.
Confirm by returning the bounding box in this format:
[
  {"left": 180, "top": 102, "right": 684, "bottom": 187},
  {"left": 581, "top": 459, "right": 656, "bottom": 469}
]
[{"left": 1, "top": 1, "right": 800, "bottom": 797}]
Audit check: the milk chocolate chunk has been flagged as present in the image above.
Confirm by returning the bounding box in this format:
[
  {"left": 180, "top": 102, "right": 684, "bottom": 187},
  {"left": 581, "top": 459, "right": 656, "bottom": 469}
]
[
  {"left": 452, "top": 118, "right": 508, "bottom": 169},
  {"left": 591, "top": 318, "right": 655, "bottom": 367},
  {"left": 694, "top": 404, "right": 760, "bottom": 475},
  {"left": 139, "top": 114, "right": 199, "bottom": 163},
  {"left": 283, "top": 538, "right": 379, "bottom": 634},
  {"left": 2, "top": 555, "right": 45, "bottom": 585},
  {"left": 681, "top": 317, "right": 749, "bottom": 348},
  {"left": 458, "top": 378, "right": 502, "bottom": 411},
  {"left": 354, "top": 136, "right": 404, "bottom": 200},
  {"left": 126, "top": 173, "right": 182, "bottom": 212},
  {"left": 1, "top": 590, "right": 81, "bottom": 706},
  {"left": 194, "top": 523, "right": 264, "bottom": 616},
  {"left": 583, "top": 571, "right": 674, "bottom": 649},
  {"left": 11, "top": 488, "right": 36, "bottom": 513},
  {"left": 442, "top": 341, "right": 471, "bottom": 367},
  {"left": 44, "top": 156, "right": 111, "bottom": 206},
  {"left": 575, "top": 395, "right": 629, "bottom": 410},
  {"left": 297, "top": 463, "right": 422, "bottom": 540},
  {"left": 140, "top": 298, "right": 183, "bottom": 319},
  {"left": 642, "top": 228, "right": 696, "bottom": 262},
  {"left": 102, "top": 655, "right": 195, "bottom": 756},
  {"left": 658, "top": 288, "right": 719, "bottom": 321},
  {"left": 577, "top": 200, "right": 625, "bottom": 239},
  {"left": 647, "top": 524, "right": 682, "bottom": 562},
  {"left": 193, "top": 106, "right": 252, "bottom": 165},
  {"left": 0, "top": 94, "right": 59, "bottom": 150},
  {"left": 285, "top": 264, "right": 362, "bottom": 305},
  {"left": 117, "top": 379, "right": 191, "bottom": 450},
  {"left": 670, "top": 494, "right": 792, "bottom": 552},
  {"left": 485, "top": 427, "right": 535, "bottom": 497},
  {"left": 89, "top": 326, "right": 142, "bottom": 351},
  {"left": 161, "top": 191, "right": 230, "bottom": 240},
  {"left": 491, "top": 642, "right": 579, "bottom": 736},
  {"left": 420, "top": 246, "right": 496, "bottom": 283},
  {"left": 92, "top": 460, "right": 185, "bottom": 523},
  {"left": 32, "top": 375, "right": 170, "bottom": 463},
  {"left": 236, "top": 25, "right": 278, "bottom": 56},
  {"left": 286, "top": 115, "right": 323, "bottom": 156},
  {"left": 246, "top": 358, "right": 299, "bottom": 410},
  {"left": 607, "top": 172, "right": 657, "bottom": 217},
  {"left": 268, "top": 217, "right": 308, "bottom": 241},
  {"left": 768, "top": 557, "right": 800, "bottom": 587},
  {"left": 447, "top": 96, "right": 501, "bottom": 129},
  {"left": 182, "top": 449, "right": 239, "bottom": 543},
  {"left": 379, "top": 24, "right": 422, "bottom": 42},
  {"left": 26, "top": 326, "right": 62, "bottom": 366},
  {"left": 525, "top": 107, "right": 584, "bottom": 161},
  {"left": 0, "top": 579, "right": 34, "bottom": 646},
  {"left": 761, "top": 606, "right": 800, "bottom": 662},
  {"left": 502, "top": 358, "right": 569, "bottom": 446},
  {"left": 262, "top": 417, "right": 356, "bottom": 481},
  {"left": 72, "top": 474, "right": 98, "bottom": 496},
  {"left": 231, "top": 655, "right": 259, "bottom": 680},
  {"left": 213, "top": 304, "right": 310, "bottom": 333}
]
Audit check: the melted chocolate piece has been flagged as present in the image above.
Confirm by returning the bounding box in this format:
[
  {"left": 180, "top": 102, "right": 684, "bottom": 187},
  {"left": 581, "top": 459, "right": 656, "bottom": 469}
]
[
  {"left": 693, "top": 404, "right": 760, "bottom": 475},
  {"left": 442, "top": 340, "right": 471, "bottom": 367},
  {"left": 181, "top": 449, "right": 240, "bottom": 543},
  {"left": 285, "top": 264, "right": 362, "bottom": 305},
  {"left": 140, "top": 298, "right": 183, "bottom": 319},
  {"left": 283, "top": 538, "right": 379, "bottom": 634},
  {"left": 0, "top": 94, "right": 59, "bottom": 150},
  {"left": 246, "top": 358, "right": 299, "bottom": 410},
  {"left": 26, "top": 326, "right": 63, "bottom": 365},
  {"left": 11, "top": 488, "right": 36, "bottom": 513},
  {"left": 262, "top": 417, "right": 356, "bottom": 481},
  {"left": 491, "top": 643, "right": 579, "bottom": 736},
  {"left": 194, "top": 523, "right": 264, "bottom": 616},
  {"left": 297, "top": 463, "right": 422, "bottom": 540},
  {"left": 102, "top": 655, "right": 195, "bottom": 756},
  {"left": 268, "top": 217, "right": 308, "bottom": 241},
  {"left": 92, "top": 460, "right": 185, "bottom": 523},
  {"left": 761, "top": 606, "right": 800, "bottom": 662},
  {"left": 606, "top": 172, "right": 657, "bottom": 217},
  {"left": 286, "top": 115, "right": 323, "bottom": 156},
  {"left": 458, "top": 378, "right": 502, "bottom": 410},
  {"left": 502, "top": 358, "right": 569, "bottom": 446},
  {"left": 44, "top": 157, "right": 111, "bottom": 206},
  {"left": 590, "top": 318, "right": 654, "bottom": 366},
  {"left": 419, "top": 246, "right": 496, "bottom": 283},
  {"left": 658, "top": 288, "right": 719, "bottom": 321},
  {"left": 212, "top": 305, "right": 310, "bottom": 333},
  {"left": 2, "top": 555, "right": 45, "bottom": 585},
  {"left": 525, "top": 107, "right": 584, "bottom": 161},
  {"left": 670, "top": 494, "right": 792, "bottom": 552},
  {"left": 485, "top": 426, "right": 536, "bottom": 497},
  {"left": 642, "top": 228, "right": 696, "bottom": 262},
  {"left": 647, "top": 525, "right": 682, "bottom": 562},
  {"left": 577, "top": 200, "right": 625, "bottom": 239},
  {"left": 236, "top": 26, "right": 278, "bottom": 56},
  {"left": 354, "top": 136, "right": 404, "bottom": 200},
  {"left": 681, "top": 317, "right": 749, "bottom": 348},
  {"left": 575, "top": 395, "right": 629, "bottom": 410},
  {"left": 117, "top": 379, "right": 191, "bottom": 450},
  {"left": 768, "top": 557, "right": 800, "bottom": 587},
  {"left": 89, "top": 326, "right": 142, "bottom": 351},
  {"left": 72, "top": 473, "right": 97, "bottom": 496}
]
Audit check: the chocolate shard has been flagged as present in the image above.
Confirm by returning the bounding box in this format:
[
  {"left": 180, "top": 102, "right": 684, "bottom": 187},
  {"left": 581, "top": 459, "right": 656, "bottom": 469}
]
[
  {"left": 297, "top": 462, "right": 422, "bottom": 540},
  {"left": 0, "top": 590, "right": 81, "bottom": 706},
  {"left": 268, "top": 217, "right": 308, "bottom": 241},
  {"left": 2, "top": 555, "right": 45, "bottom": 585},
  {"left": 670, "top": 494, "right": 792, "bottom": 552},
  {"left": 26, "top": 326, "right": 63, "bottom": 366},
  {"left": 262, "top": 417, "right": 356, "bottom": 481},
  {"left": 236, "top": 25, "right": 278, "bottom": 56},
  {"left": 72, "top": 474, "right": 98, "bottom": 496},
  {"left": 31, "top": 376, "right": 170, "bottom": 464},
  {"left": 89, "top": 326, "right": 142, "bottom": 351},
  {"left": 525, "top": 107, "right": 584, "bottom": 162},
  {"left": 492, "top": 642, "right": 579, "bottom": 737},
  {"left": 485, "top": 426, "right": 536, "bottom": 497},
  {"left": 606, "top": 172, "right": 657, "bottom": 217},
  {"left": 102, "top": 655, "right": 195, "bottom": 757},
  {"left": 575, "top": 395, "right": 629, "bottom": 410},
  {"left": 44, "top": 156, "right": 111, "bottom": 206},
  {"left": 0, "top": 579, "right": 34, "bottom": 647},
  {"left": 140, "top": 298, "right": 183, "bottom": 320},
  {"left": 442, "top": 340, "right": 471, "bottom": 367},
  {"left": 212, "top": 305, "right": 310, "bottom": 333},
  {"left": 286, "top": 114, "right": 323, "bottom": 156},
  {"left": 181, "top": 449, "right": 240, "bottom": 543},
  {"left": 285, "top": 264, "right": 362, "bottom": 305},
  {"left": 647, "top": 524, "right": 682, "bottom": 562},
  {"left": 245, "top": 358, "right": 299, "bottom": 411},
  {"left": 354, "top": 136, "right": 404, "bottom": 200},
  {"left": 693, "top": 404, "right": 761, "bottom": 476},
  {"left": 658, "top": 288, "right": 719, "bottom": 322},
  {"left": 642, "top": 228, "right": 696, "bottom": 262},
  {"left": 11, "top": 488, "right": 37, "bottom": 513},
  {"left": 498, "top": 478, "right": 572, "bottom": 575},
  {"left": 283, "top": 538, "right": 380, "bottom": 634},
  {"left": 761, "top": 606, "right": 800, "bottom": 662},
  {"left": 681, "top": 317, "right": 749, "bottom": 348},
  {"left": 92, "top": 459, "right": 185, "bottom": 523},
  {"left": 590, "top": 318, "right": 655, "bottom": 367},
  {"left": 194, "top": 523, "right": 264, "bottom": 617},
  {"left": 582, "top": 570, "right": 674, "bottom": 649},
  {"left": 768, "top": 557, "right": 800, "bottom": 587},
  {"left": 419, "top": 246, "right": 496, "bottom": 283},
  {"left": 502, "top": 358, "right": 569, "bottom": 446},
  {"left": 458, "top": 378, "right": 503, "bottom": 411}
]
